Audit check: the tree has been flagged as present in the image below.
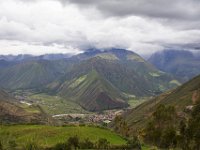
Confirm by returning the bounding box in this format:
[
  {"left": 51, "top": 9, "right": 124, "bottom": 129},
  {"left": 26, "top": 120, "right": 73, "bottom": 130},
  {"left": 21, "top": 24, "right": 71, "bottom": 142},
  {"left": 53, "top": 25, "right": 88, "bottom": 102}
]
[
  {"left": 114, "top": 115, "right": 130, "bottom": 136},
  {"left": 177, "top": 102, "right": 200, "bottom": 149},
  {"left": 127, "top": 136, "right": 141, "bottom": 149},
  {"left": 187, "top": 102, "right": 200, "bottom": 149},
  {"left": 160, "top": 127, "right": 177, "bottom": 148},
  {"left": 144, "top": 105, "right": 178, "bottom": 148}
]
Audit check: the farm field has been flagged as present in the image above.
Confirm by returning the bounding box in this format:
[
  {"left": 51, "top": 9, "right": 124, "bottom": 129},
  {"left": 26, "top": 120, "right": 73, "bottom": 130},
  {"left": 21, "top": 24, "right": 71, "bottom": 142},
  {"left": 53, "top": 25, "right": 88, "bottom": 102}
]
[
  {"left": 29, "top": 93, "right": 89, "bottom": 115},
  {"left": 0, "top": 125, "right": 127, "bottom": 149}
]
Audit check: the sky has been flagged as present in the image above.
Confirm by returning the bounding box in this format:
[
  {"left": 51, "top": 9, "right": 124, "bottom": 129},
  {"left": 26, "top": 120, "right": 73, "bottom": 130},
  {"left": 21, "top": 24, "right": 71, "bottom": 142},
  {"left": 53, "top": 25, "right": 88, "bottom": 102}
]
[{"left": 0, "top": 0, "right": 200, "bottom": 55}]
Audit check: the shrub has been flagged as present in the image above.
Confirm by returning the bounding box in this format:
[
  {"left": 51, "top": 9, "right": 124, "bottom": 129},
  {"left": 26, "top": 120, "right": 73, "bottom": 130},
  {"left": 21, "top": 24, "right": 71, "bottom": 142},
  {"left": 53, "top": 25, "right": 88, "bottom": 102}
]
[
  {"left": 67, "top": 135, "right": 79, "bottom": 150},
  {"left": 52, "top": 143, "right": 68, "bottom": 150},
  {"left": 96, "top": 138, "right": 110, "bottom": 149},
  {"left": 127, "top": 136, "right": 141, "bottom": 150},
  {"left": 80, "top": 138, "right": 94, "bottom": 149}
]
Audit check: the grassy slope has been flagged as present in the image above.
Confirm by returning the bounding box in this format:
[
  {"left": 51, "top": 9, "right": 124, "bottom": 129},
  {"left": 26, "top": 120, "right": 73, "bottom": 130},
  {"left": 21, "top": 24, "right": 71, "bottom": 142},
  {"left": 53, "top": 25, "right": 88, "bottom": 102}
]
[
  {"left": 0, "top": 125, "right": 127, "bottom": 148},
  {"left": 64, "top": 51, "right": 178, "bottom": 97},
  {"left": 125, "top": 74, "right": 200, "bottom": 130},
  {"left": 0, "top": 60, "right": 68, "bottom": 90},
  {"left": 59, "top": 69, "right": 128, "bottom": 111}
]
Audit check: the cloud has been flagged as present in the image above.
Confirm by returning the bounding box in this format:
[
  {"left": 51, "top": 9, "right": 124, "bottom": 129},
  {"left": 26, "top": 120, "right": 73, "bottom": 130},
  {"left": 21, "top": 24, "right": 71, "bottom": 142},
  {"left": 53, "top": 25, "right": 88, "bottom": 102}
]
[
  {"left": 0, "top": 40, "right": 81, "bottom": 55},
  {"left": 0, "top": 0, "right": 199, "bottom": 55},
  {"left": 64, "top": 0, "right": 200, "bottom": 20}
]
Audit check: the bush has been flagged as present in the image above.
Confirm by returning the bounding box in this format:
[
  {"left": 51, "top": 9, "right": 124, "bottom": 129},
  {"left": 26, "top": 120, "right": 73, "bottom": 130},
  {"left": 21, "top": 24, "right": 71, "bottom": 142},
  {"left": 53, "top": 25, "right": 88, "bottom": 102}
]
[
  {"left": 80, "top": 138, "right": 94, "bottom": 149},
  {"left": 144, "top": 105, "right": 178, "bottom": 148},
  {"left": 160, "top": 127, "right": 177, "bottom": 148},
  {"left": 127, "top": 136, "right": 141, "bottom": 150},
  {"left": 96, "top": 138, "right": 110, "bottom": 149},
  {"left": 52, "top": 143, "right": 68, "bottom": 150},
  {"left": 67, "top": 135, "right": 79, "bottom": 150}
]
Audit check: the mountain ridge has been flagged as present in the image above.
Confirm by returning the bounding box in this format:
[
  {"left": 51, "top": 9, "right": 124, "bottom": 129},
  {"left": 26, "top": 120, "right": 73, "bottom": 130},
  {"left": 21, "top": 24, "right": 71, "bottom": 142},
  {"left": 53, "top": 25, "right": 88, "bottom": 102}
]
[
  {"left": 148, "top": 49, "right": 200, "bottom": 82},
  {"left": 0, "top": 49, "right": 180, "bottom": 111},
  {"left": 124, "top": 74, "right": 200, "bottom": 130}
]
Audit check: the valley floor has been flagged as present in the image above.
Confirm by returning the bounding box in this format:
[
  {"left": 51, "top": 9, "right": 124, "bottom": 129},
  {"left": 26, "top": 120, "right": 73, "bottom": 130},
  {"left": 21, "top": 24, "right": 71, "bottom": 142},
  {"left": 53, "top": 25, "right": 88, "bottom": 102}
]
[{"left": 12, "top": 90, "right": 148, "bottom": 125}]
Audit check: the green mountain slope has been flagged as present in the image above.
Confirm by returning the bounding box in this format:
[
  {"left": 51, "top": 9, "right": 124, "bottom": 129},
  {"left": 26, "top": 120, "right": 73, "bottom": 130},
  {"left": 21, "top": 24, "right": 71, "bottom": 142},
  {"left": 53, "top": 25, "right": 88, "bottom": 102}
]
[
  {"left": 0, "top": 60, "right": 69, "bottom": 90},
  {"left": 59, "top": 49, "right": 178, "bottom": 97},
  {"left": 0, "top": 49, "right": 180, "bottom": 112},
  {"left": 0, "top": 89, "right": 49, "bottom": 124},
  {"left": 59, "top": 70, "right": 128, "bottom": 111},
  {"left": 124, "top": 74, "right": 200, "bottom": 130}
]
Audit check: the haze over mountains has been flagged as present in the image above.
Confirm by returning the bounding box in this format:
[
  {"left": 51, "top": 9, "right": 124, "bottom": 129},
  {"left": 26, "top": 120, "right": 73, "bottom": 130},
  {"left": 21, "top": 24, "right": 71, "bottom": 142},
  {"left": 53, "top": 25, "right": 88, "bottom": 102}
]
[
  {"left": 148, "top": 50, "right": 200, "bottom": 82},
  {"left": 0, "top": 49, "right": 179, "bottom": 111}
]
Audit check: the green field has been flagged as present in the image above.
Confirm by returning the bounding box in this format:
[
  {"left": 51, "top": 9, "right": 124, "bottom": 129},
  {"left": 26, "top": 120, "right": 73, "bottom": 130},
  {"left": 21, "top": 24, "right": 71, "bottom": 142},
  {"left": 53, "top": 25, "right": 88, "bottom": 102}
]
[
  {"left": 128, "top": 97, "right": 149, "bottom": 108},
  {"left": 30, "top": 93, "right": 89, "bottom": 115},
  {"left": 0, "top": 125, "right": 127, "bottom": 149}
]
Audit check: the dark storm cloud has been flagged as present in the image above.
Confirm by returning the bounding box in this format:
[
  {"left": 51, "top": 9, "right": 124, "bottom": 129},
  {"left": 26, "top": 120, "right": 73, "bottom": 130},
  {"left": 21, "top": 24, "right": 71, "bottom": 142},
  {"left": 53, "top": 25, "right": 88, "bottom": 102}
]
[{"left": 63, "top": 0, "right": 200, "bottom": 20}]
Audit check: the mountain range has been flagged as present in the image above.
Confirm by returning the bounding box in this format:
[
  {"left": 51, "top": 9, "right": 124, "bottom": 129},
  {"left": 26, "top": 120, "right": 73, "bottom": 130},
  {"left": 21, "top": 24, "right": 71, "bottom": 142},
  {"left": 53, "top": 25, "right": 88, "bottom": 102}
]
[
  {"left": 148, "top": 49, "right": 200, "bottom": 82},
  {"left": 0, "top": 49, "right": 180, "bottom": 111}
]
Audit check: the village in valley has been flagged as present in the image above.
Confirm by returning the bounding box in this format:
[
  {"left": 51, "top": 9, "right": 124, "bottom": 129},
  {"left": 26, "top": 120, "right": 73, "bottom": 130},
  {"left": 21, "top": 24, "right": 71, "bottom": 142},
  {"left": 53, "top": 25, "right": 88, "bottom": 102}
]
[{"left": 52, "top": 110, "right": 124, "bottom": 125}]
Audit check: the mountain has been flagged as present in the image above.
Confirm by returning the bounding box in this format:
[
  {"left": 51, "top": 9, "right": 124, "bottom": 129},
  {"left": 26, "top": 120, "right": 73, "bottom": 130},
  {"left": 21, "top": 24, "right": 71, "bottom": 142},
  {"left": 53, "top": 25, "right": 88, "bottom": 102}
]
[
  {"left": 124, "top": 74, "right": 200, "bottom": 130},
  {"left": 0, "top": 53, "right": 71, "bottom": 62},
  {"left": 0, "top": 49, "right": 180, "bottom": 111},
  {"left": 58, "top": 49, "right": 179, "bottom": 97},
  {"left": 0, "top": 60, "right": 69, "bottom": 90},
  {"left": 148, "top": 50, "right": 200, "bottom": 82},
  {"left": 0, "top": 89, "right": 49, "bottom": 124},
  {"left": 0, "top": 60, "right": 14, "bottom": 69},
  {"left": 0, "top": 54, "right": 33, "bottom": 62},
  {"left": 59, "top": 70, "right": 128, "bottom": 111}
]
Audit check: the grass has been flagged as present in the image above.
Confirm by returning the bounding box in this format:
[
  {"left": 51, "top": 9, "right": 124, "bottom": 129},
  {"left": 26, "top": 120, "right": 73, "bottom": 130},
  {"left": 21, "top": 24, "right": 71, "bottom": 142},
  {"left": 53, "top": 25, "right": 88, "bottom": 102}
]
[
  {"left": 69, "top": 75, "right": 87, "bottom": 88},
  {"left": 19, "top": 103, "right": 41, "bottom": 113},
  {"left": 96, "top": 53, "right": 119, "bottom": 60},
  {"left": 30, "top": 93, "right": 89, "bottom": 115},
  {"left": 128, "top": 97, "right": 149, "bottom": 108},
  {"left": 127, "top": 54, "right": 145, "bottom": 62},
  {"left": 0, "top": 125, "right": 127, "bottom": 149}
]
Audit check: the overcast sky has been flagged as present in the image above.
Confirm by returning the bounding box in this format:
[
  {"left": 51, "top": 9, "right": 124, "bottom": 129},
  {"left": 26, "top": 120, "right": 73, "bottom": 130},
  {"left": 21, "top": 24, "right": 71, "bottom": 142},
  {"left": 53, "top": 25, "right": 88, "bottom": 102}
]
[{"left": 0, "top": 0, "right": 200, "bottom": 55}]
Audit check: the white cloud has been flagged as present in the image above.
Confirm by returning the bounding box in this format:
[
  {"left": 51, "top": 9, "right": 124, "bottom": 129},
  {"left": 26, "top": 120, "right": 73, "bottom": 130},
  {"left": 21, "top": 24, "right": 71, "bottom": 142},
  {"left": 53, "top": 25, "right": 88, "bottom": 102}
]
[
  {"left": 0, "top": 40, "right": 81, "bottom": 55},
  {"left": 0, "top": 0, "right": 199, "bottom": 55}
]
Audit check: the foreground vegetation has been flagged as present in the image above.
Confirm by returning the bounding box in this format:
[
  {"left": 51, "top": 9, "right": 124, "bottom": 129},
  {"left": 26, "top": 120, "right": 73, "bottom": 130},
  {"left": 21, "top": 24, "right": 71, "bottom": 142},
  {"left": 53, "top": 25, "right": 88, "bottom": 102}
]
[
  {"left": 0, "top": 125, "right": 128, "bottom": 149},
  {"left": 143, "top": 103, "right": 200, "bottom": 149}
]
